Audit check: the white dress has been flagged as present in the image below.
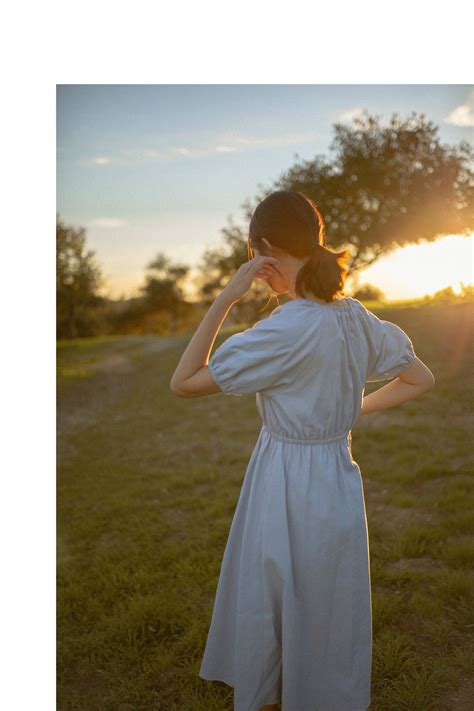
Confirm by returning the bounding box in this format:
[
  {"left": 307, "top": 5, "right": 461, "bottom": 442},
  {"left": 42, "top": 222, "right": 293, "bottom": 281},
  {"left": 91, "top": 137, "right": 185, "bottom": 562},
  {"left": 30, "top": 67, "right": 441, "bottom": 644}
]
[{"left": 199, "top": 296, "right": 416, "bottom": 711}]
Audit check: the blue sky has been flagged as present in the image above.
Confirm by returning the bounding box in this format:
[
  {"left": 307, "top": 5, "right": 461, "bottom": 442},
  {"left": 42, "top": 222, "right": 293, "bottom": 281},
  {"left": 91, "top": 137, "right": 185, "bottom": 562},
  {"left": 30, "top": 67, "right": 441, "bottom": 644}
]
[{"left": 57, "top": 85, "right": 474, "bottom": 299}]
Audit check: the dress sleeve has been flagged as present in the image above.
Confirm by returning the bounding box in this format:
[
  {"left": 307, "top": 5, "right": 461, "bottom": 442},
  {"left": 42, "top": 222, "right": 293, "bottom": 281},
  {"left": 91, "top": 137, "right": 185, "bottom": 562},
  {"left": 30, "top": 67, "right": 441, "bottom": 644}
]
[
  {"left": 363, "top": 308, "right": 416, "bottom": 382},
  {"left": 208, "top": 312, "right": 295, "bottom": 396}
]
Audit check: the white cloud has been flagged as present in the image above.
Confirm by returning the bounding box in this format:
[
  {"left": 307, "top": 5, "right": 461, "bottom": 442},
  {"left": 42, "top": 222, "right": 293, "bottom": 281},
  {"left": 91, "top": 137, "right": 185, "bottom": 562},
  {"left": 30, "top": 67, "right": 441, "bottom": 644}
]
[
  {"left": 225, "top": 132, "right": 320, "bottom": 149},
  {"left": 335, "top": 107, "right": 367, "bottom": 124},
  {"left": 121, "top": 148, "right": 163, "bottom": 159},
  {"left": 142, "top": 149, "right": 162, "bottom": 159},
  {"left": 92, "top": 156, "right": 113, "bottom": 165},
  {"left": 444, "top": 90, "right": 474, "bottom": 127},
  {"left": 89, "top": 218, "right": 128, "bottom": 229},
  {"left": 208, "top": 131, "right": 320, "bottom": 155},
  {"left": 84, "top": 131, "right": 321, "bottom": 166}
]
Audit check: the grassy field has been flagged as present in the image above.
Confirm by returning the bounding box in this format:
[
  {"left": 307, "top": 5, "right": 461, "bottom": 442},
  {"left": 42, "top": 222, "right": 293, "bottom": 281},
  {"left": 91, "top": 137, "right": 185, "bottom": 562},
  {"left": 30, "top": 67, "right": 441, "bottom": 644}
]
[{"left": 57, "top": 300, "right": 473, "bottom": 711}]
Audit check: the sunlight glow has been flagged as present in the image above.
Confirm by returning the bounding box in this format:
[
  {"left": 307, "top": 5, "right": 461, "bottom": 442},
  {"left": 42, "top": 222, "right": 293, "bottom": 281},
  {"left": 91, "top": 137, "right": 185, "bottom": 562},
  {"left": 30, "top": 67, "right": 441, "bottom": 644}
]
[{"left": 355, "top": 233, "right": 473, "bottom": 300}]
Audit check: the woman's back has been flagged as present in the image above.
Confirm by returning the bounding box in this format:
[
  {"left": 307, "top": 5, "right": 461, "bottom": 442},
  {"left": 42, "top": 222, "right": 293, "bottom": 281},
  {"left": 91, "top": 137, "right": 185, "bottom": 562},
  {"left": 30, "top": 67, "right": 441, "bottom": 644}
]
[{"left": 207, "top": 295, "right": 416, "bottom": 441}]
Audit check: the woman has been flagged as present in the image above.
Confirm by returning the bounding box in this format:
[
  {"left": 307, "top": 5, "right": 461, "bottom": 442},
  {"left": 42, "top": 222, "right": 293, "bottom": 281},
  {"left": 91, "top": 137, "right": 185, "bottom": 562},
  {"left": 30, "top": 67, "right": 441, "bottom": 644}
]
[{"left": 170, "top": 190, "right": 435, "bottom": 711}]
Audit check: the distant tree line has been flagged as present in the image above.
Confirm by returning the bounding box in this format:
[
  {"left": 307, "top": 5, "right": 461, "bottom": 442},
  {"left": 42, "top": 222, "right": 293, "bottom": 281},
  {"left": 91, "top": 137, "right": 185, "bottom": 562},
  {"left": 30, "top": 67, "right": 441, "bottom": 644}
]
[
  {"left": 57, "top": 110, "right": 474, "bottom": 339},
  {"left": 56, "top": 218, "right": 196, "bottom": 338},
  {"left": 56, "top": 217, "right": 103, "bottom": 338}
]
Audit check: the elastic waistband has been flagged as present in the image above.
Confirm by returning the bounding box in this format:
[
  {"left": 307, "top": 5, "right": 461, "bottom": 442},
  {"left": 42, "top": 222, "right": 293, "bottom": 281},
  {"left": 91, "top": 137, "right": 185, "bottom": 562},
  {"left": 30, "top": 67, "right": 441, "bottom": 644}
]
[{"left": 262, "top": 424, "right": 350, "bottom": 445}]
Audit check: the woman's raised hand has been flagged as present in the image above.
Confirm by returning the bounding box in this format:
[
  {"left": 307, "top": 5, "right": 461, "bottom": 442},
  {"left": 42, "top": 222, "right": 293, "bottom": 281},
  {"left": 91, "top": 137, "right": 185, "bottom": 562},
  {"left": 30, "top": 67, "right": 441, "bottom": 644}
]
[{"left": 221, "top": 256, "right": 280, "bottom": 303}]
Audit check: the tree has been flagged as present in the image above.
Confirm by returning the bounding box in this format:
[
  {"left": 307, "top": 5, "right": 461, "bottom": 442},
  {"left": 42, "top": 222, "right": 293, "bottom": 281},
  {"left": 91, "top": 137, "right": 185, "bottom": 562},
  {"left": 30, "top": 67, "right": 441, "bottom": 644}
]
[
  {"left": 353, "top": 284, "right": 386, "bottom": 302},
  {"left": 56, "top": 216, "right": 103, "bottom": 338},
  {"left": 202, "top": 110, "right": 473, "bottom": 302},
  {"left": 269, "top": 110, "right": 474, "bottom": 272},
  {"left": 196, "top": 215, "right": 276, "bottom": 323},
  {"left": 140, "top": 253, "right": 192, "bottom": 332}
]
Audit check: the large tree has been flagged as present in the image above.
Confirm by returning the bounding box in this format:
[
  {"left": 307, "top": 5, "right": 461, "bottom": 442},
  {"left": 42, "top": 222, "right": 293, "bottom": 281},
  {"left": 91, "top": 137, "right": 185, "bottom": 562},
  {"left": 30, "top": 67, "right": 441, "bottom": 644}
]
[
  {"left": 270, "top": 110, "right": 473, "bottom": 272},
  {"left": 201, "top": 110, "right": 474, "bottom": 301},
  {"left": 56, "top": 216, "right": 103, "bottom": 338}
]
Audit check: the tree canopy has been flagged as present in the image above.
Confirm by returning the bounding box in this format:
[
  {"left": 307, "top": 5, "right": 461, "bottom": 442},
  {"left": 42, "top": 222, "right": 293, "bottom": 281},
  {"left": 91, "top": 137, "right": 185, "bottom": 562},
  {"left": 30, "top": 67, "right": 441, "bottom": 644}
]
[{"left": 200, "top": 110, "right": 474, "bottom": 300}]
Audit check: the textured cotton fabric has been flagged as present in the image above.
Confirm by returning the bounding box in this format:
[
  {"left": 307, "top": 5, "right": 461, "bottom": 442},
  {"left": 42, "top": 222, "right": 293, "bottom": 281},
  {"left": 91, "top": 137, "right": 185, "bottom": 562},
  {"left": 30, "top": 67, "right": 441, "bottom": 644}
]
[{"left": 199, "top": 296, "right": 416, "bottom": 711}]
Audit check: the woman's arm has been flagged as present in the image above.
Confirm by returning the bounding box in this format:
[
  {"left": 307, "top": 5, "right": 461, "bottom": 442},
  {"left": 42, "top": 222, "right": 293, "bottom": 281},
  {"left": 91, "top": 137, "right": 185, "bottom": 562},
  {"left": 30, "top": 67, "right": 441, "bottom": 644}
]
[
  {"left": 360, "top": 356, "right": 435, "bottom": 415},
  {"left": 169, "top": 292, "right": 236, "bottom": 398},
  {"left": 169, "top": 256, "right": 279, "bottom": 398}
]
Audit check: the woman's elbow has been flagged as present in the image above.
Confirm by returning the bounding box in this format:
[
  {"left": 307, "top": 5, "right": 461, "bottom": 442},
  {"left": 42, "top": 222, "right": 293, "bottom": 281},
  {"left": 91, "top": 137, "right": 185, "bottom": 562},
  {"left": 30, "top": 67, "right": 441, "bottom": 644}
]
[
  {"left": 399, "top": 359, "right": 435, "bottom": 393},
  {"left": 416, "top": 371, "right": 436, "bottom": 394},
  {"left": 424, "top": 373, "right": 436, "bottom": 392},
  {"left": 170, "top": 378, "right": 187, "bottom": 397},
  {"left": 169, "top": 378, "right": 201, "bottom": 398}
]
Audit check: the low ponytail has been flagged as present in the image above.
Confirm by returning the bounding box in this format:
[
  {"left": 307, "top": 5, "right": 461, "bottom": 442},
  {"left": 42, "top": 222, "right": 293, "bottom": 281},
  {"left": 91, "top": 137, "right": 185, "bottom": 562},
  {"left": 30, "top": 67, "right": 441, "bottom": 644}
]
[
  {"left": 295, "top": 242, "right": 350, "bottom": 303},
  {"left": 249, "top": 190, "right": 351, "bottom": 303}
]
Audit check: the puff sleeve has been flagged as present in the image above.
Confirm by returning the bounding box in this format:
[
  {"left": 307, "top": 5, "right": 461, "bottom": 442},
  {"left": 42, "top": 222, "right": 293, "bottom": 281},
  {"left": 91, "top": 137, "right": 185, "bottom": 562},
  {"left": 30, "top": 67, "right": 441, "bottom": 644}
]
[
  {"left": 208, "top": 312, "right": 295, "bottom": 396},
  {"left": 363, "top": 308, "right": 416, "bottom": 382}
]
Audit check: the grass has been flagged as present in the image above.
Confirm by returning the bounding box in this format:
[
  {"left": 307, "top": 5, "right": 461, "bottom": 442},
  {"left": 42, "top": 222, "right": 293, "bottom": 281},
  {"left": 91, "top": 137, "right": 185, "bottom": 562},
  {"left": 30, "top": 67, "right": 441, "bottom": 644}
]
[{"left": 57, "top": 299, "right": 473, "bottom": 710}]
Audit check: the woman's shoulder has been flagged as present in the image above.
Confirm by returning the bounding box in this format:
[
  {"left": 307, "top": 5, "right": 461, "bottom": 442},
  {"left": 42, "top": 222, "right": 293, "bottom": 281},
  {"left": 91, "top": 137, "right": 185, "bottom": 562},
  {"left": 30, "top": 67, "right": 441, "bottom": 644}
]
[{"left": 269, "top": 295, "right": 364, "bottom": 317}]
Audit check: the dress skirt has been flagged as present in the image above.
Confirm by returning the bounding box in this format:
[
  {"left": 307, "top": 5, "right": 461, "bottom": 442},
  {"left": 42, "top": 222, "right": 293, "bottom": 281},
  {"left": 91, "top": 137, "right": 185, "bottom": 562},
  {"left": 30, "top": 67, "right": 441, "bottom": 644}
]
[{"left": 199, "top": 424, "right": 372, "bottom": 711}]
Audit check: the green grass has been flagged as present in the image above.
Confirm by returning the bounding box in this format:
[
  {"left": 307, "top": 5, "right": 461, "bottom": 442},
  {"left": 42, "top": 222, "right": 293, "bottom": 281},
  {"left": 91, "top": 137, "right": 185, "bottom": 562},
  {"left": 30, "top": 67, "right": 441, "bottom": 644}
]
[{"left": 57, "top": 300, "right": 473, "bottom": 710}]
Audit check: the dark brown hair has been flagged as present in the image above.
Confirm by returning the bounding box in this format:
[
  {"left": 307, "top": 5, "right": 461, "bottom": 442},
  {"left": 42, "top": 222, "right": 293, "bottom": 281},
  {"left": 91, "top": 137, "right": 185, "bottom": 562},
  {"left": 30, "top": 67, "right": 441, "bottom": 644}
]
[{"left": 247, "top": 190, "right": 350, "bottom": 302}]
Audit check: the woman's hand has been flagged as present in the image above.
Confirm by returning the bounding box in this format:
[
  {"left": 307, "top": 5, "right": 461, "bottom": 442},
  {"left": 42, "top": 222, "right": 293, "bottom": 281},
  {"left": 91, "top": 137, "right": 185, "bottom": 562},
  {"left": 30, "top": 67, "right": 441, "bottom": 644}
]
[{"left": 221, "top": 256, "right": 280, "bottom": 303}]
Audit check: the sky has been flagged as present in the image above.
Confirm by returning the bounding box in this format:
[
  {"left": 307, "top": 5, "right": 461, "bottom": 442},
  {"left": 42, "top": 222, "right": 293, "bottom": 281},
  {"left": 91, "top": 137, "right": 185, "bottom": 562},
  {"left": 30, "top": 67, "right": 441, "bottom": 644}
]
[{"left": 57, "top": 84, "right": 474, "bottom": 300}]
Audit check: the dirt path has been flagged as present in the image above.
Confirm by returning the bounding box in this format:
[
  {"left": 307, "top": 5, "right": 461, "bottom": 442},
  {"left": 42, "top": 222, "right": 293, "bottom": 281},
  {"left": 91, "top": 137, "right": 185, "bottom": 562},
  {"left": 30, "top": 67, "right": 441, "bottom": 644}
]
[
  {"left": 57, "top": 335, "right": 185, "bottom": 464},
  {"left": 434, "top": 676, "right": 474, "bottom": 711}
]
